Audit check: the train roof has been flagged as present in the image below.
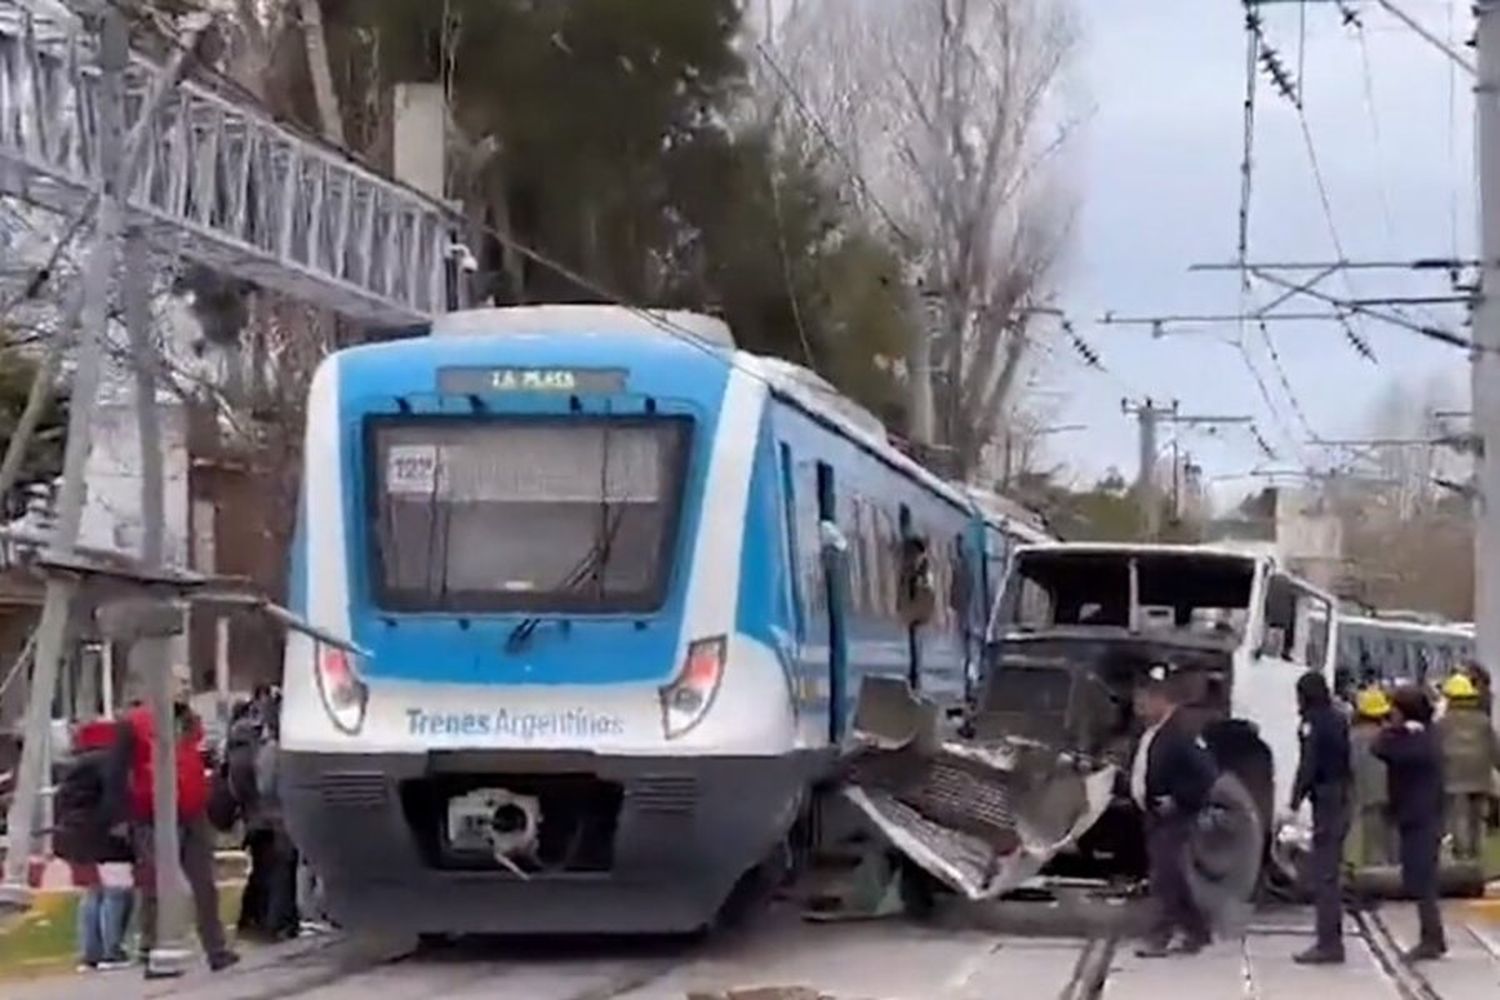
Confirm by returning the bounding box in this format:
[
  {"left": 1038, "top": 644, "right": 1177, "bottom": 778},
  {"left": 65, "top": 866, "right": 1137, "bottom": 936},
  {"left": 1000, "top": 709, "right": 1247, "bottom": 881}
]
[
  {"left": 429, "top": 304, "right": 736, "bottom": 348},
  {"left": 409, "top": 306, "right": 1044, "bottom": 529}
]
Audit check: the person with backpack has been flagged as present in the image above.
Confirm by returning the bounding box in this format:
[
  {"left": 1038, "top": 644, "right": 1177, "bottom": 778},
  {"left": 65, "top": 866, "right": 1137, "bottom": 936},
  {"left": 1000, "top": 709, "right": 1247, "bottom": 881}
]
[{"left": 56, "top": 718, "right": 134, "bottom": 972}]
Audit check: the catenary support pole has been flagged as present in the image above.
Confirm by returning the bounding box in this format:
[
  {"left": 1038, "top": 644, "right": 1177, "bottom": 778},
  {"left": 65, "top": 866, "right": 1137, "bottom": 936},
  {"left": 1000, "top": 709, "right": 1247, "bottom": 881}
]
[
  {"left": 908, "top": 287, "right": 939, "bottom": 453},
  {"left": 1138, "top": 402, "right": 1160, "bottom": 539},
  {"left": 1, "top": 5, "right": 213, "bottom": 911},
  {"left": 125, "top": 221, "right": 192, "bottom": 975},
  {"left": 1473, "top": 1, "right": 1500, "bottom": 713},
  {"left": 0, "top": 6, "right": 128, "bottom": 905}
]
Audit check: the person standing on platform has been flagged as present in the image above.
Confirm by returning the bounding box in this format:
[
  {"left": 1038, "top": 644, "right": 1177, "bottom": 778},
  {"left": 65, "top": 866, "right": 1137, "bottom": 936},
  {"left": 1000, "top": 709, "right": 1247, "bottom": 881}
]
[
  {"left": 103, "top": 663, "right": 240, "bottom": 974},
  {"left": 1435, "top": 672, "right": 1500, "bottom": 861},
  {"left": 1291, "top": 671, "right": 1352, "bottom": 965},
  {"left": 1131, "top": 663, "right": 1218, "bottom": 958},
  {"left": 1373, "top": 686, "right": 1448, "bottom": 963},
  {"left": 1345, "top": 687, "right": 1393, "bottom": 871}
]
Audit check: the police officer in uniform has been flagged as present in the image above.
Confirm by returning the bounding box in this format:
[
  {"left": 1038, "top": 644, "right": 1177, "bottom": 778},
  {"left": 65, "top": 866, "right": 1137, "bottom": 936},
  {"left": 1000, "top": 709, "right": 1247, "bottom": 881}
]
[
  {"left": 1346, "top": 687, "right": 1393, "bottom": 871},
  {"left": 1435, "top": 672, "right": 1500, "bottom": 861},
  {"left": 1291, "top": 671, "right": 1352, "bottom": 965},
  {"left": 1373, "top": 686, "right": 1447, "bottom": 962},
  {"left": 1131, "top": 663, "right": 1218, "bottom": 958}
]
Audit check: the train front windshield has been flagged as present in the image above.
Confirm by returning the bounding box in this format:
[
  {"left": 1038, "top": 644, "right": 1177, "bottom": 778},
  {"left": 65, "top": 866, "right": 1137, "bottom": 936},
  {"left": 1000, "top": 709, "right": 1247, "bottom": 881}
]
[{"left": 367, "top": 416, "right": 692, "bottom": 613}]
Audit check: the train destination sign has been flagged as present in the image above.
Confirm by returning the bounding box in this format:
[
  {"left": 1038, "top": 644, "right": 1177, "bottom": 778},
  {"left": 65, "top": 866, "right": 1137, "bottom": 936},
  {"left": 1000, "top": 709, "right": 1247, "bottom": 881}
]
[{"left": 437, "top": 366, "right": 628, "bottom": 395}]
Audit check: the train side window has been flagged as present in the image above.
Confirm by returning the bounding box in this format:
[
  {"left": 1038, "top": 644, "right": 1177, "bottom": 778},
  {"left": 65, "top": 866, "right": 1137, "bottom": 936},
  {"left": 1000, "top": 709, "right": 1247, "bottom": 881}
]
[
  {"left": 816, "top": 462, "right": 835, "bottom": 520},
  {"left": 798, "top": 463, "right": 825, "bottom": 616},
  {"left": 777, "top": 443, "right": 805, "bottom": 639},
  {"left": 876, "top": 509, "right": 898, "bottom": 617},
  {"left": 952, "top": 534, "right": 972, "bottom": 631},
  {"left": 848, "top": 497, "right": 867, "bottom": 614},
  {"left": 861, "top": 504, "right": 881, "bottom": 612}
]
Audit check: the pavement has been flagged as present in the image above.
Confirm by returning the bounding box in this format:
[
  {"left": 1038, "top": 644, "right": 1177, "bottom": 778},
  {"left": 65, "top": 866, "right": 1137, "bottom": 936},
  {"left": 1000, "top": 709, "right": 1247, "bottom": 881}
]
[{"left": 4, "top": 899, "right": 1499, "bottom": 1000}]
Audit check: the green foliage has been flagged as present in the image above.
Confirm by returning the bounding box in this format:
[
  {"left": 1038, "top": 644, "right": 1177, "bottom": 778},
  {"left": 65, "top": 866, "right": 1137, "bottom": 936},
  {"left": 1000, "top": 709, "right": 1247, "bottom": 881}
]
[
  {"left": 0, "top": 334, "right": 67, "bottom": 512},
  {"left": 320, "top": 0, "right": 912, "bottom": 413}
]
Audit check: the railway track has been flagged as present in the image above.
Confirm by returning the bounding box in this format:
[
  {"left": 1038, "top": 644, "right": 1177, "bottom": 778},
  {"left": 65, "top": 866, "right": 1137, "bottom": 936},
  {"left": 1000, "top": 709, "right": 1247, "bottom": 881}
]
[
  {"left": 1350, "top": 907, "right": 1446, "bottom": 1000},
  {"left": 10, "top": 899, "right": 1499, "bottom": 999},
  {"left": 1057, "top": 933, "right": 1119, "bottom": 1000}
]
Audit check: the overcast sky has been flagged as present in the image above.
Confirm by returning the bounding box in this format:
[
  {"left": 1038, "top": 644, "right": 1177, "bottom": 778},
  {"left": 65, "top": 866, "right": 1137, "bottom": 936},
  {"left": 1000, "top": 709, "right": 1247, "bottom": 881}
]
[{"left": 1049, "top": 0, "right": 1474, "bottom": 489}]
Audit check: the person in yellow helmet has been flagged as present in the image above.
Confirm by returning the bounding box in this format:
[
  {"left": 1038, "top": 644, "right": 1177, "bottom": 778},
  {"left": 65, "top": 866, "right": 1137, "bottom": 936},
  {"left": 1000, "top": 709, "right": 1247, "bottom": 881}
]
[
  {"left": 1436, "top": 671, "right": 1500, "bottom": 861},
  {"left": 1345, "top": 686, "right": 1393, "bottom": 871}
]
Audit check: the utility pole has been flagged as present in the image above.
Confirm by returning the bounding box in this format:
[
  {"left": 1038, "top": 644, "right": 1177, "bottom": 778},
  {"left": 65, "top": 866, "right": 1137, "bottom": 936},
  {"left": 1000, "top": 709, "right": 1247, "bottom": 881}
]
[
  {"left": 0, "top": 4, "right": 211, "bottom": 913},
  {"left": 0, "top": 6, "right": 127, "bottom": 905},
  {"left": 1475, "top": 1, "right": 1500, "bottom": 699},
  {"left": 1123, "top": 398, "right": 1171, "bottom": 539},
  {"left": 124, "top": 218, "right": 192, "bottom": 975},
  {"left": 1124, "top": 399, "right": 1254, "bottom": 540},
  {"left": 908, "top": 285, "right": 940, "bottom": 455}
]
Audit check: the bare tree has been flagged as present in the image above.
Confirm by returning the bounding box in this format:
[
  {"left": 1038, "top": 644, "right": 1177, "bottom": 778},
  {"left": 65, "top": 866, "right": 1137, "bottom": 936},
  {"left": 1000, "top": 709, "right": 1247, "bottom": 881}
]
[
  {"left": 776, "top": 0, "right": 1077, "bottom": 477},
  {"left": 1327, "top": 373, "right": 1474, "bottom": 616}
]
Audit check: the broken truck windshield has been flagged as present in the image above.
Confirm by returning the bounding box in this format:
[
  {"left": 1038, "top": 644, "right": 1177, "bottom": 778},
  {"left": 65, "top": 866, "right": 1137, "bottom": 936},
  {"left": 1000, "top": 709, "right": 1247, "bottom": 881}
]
[{"left": 998, "top": 550, "right": 1255, "bottom": 640}]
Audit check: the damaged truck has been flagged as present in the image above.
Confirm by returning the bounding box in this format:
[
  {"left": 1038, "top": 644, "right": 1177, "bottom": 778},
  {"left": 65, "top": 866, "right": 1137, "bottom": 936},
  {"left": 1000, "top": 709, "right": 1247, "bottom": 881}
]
[{"left": 834, "top": 542, "right": 1334, "bottom": 915}]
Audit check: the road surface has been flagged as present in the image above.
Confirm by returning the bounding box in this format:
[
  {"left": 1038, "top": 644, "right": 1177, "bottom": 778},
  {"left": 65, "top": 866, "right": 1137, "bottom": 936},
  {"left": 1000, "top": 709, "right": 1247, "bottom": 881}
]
[{"left": 8, "top": 901, "right": 1500, "bottom": 999}]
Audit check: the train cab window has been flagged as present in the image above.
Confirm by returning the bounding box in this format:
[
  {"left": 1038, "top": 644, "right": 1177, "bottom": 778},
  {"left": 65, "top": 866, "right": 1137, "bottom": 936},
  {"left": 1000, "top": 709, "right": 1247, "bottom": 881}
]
[{"left": 368, "top": 416, "right": 690, "bottom": 613}]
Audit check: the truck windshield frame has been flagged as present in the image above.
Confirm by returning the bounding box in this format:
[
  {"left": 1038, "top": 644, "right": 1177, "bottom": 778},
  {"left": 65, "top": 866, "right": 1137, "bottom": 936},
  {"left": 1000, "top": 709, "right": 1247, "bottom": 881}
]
[
  {"left": 994, "top": 549, "right": 1257, "bottom": 644},
  {"left": 363, "top": 413, "right": 694, "bottom": 614}
]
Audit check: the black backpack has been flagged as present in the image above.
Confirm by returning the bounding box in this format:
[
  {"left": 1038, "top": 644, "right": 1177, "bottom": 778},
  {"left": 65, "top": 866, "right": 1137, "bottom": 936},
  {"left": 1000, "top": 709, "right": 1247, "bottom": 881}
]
[{"left": 53, "top": 748, "right": 132, "bottom": 864}]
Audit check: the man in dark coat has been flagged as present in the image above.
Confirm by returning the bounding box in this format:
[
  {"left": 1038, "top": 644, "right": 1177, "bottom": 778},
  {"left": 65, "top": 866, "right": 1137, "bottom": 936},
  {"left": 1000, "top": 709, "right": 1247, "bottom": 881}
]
[
  {"left": 1291, "top": 671, "right": 1352, "bottom": 965},
  {"left": 1373, "top": 686, "right": 1447, "bottom": 962},
  {"left": 1131, "top": 663, "right": 1219, "bottom": 958},
  {"left": 229, "top": 686, "right": 299, "bottom": 941}
]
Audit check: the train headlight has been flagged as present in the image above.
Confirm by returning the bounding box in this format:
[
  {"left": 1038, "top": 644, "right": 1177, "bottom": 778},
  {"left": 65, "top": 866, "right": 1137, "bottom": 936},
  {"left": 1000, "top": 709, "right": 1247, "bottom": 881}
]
[
  {"left": 314, "top": 644, "right": 369, "bottom": 735},
  {"left": 659, "top": 635, "right": 727, "bottom": 739}
]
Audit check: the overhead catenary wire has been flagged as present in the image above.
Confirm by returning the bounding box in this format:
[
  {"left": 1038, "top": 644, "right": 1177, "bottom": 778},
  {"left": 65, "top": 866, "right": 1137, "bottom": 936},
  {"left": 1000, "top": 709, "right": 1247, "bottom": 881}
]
[
  {"left": 1370, "top": 0, "right": 1476, "bottom": 76},
  {"left": 750, "top": 38, "right": 916, "bottom": 249},
  {"left": 1235, "top": 6, "right": 1321, "bottom": 463}
]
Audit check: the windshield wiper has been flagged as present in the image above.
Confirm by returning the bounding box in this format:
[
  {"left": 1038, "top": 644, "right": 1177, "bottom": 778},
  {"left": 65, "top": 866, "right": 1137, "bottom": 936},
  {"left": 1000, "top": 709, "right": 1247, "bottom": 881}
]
[{"left": 505, "top": 508, "right": 625, "bottom": 654}]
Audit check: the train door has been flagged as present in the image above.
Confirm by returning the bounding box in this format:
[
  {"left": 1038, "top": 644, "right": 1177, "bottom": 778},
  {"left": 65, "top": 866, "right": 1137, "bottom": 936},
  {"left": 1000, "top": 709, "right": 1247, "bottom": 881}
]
[{"left": 815, "top": 462, "right": 850, "bottom": 741}]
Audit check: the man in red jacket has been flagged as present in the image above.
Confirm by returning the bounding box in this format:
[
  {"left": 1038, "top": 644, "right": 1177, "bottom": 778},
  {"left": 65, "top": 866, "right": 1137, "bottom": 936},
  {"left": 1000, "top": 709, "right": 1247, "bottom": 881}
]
[{"left": 104, "top": 663, "right": 238, "bottom": 972}]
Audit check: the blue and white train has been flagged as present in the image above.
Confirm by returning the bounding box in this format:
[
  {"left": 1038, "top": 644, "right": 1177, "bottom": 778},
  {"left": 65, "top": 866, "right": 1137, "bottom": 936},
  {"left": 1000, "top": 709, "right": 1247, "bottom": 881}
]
[{"left": 279, "top": 305, "right": 1049, "bottom": 935}]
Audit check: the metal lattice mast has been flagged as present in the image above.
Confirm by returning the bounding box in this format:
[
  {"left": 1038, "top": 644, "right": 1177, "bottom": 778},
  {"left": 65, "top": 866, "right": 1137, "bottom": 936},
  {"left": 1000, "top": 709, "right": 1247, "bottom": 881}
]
[{"left": 0, "top": 0, "right": 464, "bottom": 327}]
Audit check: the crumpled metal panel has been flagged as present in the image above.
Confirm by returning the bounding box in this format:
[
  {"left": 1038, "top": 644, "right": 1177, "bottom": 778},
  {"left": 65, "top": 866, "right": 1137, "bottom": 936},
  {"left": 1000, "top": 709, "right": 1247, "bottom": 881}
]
[
  {"left": 839, "top": 677, "right": 1117, "bottom": 901},
  {"left": 846, "top": 749, "right": 1018, "bottom": 852}
]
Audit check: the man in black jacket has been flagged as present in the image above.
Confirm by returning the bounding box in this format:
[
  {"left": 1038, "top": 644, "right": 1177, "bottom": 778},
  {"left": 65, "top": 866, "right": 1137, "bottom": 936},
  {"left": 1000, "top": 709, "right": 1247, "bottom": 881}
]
[
  {"left": 1291, "top": 671, "right": 1352, "bottom": 965},
  {"left": 1373, "top": 686, "right": 1447, "bottom": 962},
  {"left": 1131, "top": 663, "right": 1219, "bottom": 958}
]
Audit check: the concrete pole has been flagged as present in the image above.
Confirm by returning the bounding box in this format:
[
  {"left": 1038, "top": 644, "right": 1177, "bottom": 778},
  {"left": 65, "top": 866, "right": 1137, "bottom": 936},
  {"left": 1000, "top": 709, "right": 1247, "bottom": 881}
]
[
  {"left": 1, "top": 3, "right": 212, "bottom": 914},
  {"left": 215, "top": 612, "right": 231, "bottom": 727},
  {"left": 0, "top": 9, "right": 127, "bottom": 904},
  {"left": 908, "top": 288, "right": 939, "bottom": 452},
  {"left": 1137, "top": 400, "right": 1161, "bottom": 540},
  {"left": 1474, "top": 3, "right": 1500, "bottom": 717},
  {"left": 125, "top": 223, "right": 192, "bottom": 974}
]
